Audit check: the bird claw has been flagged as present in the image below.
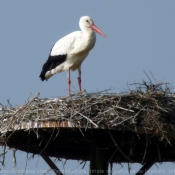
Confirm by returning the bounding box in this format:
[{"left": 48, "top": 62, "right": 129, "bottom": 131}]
[{"left": 77, "top": 90, "right": 85, "bottom": 95}]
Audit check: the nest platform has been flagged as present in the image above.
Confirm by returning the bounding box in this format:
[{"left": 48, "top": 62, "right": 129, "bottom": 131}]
[{"left": 0, "top": 82, "right": 175, "bottom": 175}]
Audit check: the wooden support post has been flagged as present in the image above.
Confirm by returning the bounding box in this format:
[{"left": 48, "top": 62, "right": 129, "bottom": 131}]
[
  {"left": 90, "top": 135, "right": 108, "bottom": 175},
  {"left": 41, "top": 153, "right": 63, "bottom": 175},
  {"left": 135, "top": 155, "right": 157, "bottom": 175},
  {"left": 96, "top": 148, "right": 108, "bottom": 175},
  {"left": 90, "top": 135, "right": 96, "bottom": 175}
]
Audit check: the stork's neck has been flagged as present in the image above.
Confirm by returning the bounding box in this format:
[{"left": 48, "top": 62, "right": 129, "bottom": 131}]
[
  {"left": 78, "top": 24, "right": 96, "bottom": 52},
  {"left": 83, "top": 28, "right": 96, "bottom": 50},
  {"left": 82, "top": 26, "right": 96, "bottom": 41}
]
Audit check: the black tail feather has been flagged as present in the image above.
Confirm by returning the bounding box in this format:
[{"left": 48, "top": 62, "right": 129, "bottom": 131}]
[{"left": 39, "top": 54, "right": 67, "bottom": 81}]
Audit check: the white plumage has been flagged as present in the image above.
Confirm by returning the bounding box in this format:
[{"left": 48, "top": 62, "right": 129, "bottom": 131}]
[{"left": 39, "top": 16, "right": 106, "bottom": 95}]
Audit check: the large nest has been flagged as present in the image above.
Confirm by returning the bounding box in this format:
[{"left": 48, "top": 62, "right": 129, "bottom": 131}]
[{"left": 0, "top": 79, "right": 175, "bottom": 164}]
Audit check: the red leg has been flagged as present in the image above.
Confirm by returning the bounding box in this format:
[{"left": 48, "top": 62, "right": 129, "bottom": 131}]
[
  {"left": 68, "top": 78, "right": 71, "bottom": 96},
  {"left": 78, "top": 68, "right": 82, "bottom": 92},
  {"left": 68, "top": 69, "right": 71, "bottom": 96},
  {"left": 78, "top": 77, "right": 82, "bottom": 92}
]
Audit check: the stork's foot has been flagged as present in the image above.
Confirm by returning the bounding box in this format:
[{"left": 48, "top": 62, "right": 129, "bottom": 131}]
[{"left": 77, "top": 90, "right": 85, "bottom": 95}]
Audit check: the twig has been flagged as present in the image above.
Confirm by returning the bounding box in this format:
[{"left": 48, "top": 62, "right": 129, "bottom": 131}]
[
  {"left": 141, "top": 128, "right": 148, "bottom": 164},
  {"left": 2, "top": 145, "right": 6, "bottom": 166},
  {"left": 114, "top": 105, "right": 134, "bottom": 112},
  {"left": 12, "top": 149, "right": 17, "bottom": 169},
  {"left": 13, "top": 93, "right": 40, "bottom": 115},
  {"left": 115, "top": 110, "right": 141, "bottom": 126},
  {"left": 108, "top": 130, "right": 132, "bottom": 162},
  {"left": 23, "top": 153, "right": 28, "bottom": 175},
  {"left": 78, "top": 112, "right": 98, "bottom": 128}
]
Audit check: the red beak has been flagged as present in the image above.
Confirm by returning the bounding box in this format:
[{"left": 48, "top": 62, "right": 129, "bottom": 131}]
[{"left": 90, "top": 24, "right": 106, "bottom": 37}]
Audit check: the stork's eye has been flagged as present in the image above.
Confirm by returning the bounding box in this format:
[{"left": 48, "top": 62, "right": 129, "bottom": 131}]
[{"left": 86, "top": 20, "right": 89, "bottom": 23}]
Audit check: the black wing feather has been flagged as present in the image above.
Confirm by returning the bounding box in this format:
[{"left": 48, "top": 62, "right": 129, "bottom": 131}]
[{"left": 39, "top": 54, "right": 67, "bottom": 81}]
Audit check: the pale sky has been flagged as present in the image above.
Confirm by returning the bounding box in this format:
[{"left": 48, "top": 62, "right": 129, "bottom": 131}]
[{"left": 1, "top": 1, "right": 175, "bottom": 174}]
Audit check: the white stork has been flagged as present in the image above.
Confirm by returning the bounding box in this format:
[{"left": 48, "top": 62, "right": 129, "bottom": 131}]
[{"left": 39, "top": 16, "right": 106, "bottom": 96}]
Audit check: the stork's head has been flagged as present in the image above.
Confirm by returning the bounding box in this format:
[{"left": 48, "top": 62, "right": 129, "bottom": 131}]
[{"left": 79, "top": 16, "right": 106, "bottom": 37}]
